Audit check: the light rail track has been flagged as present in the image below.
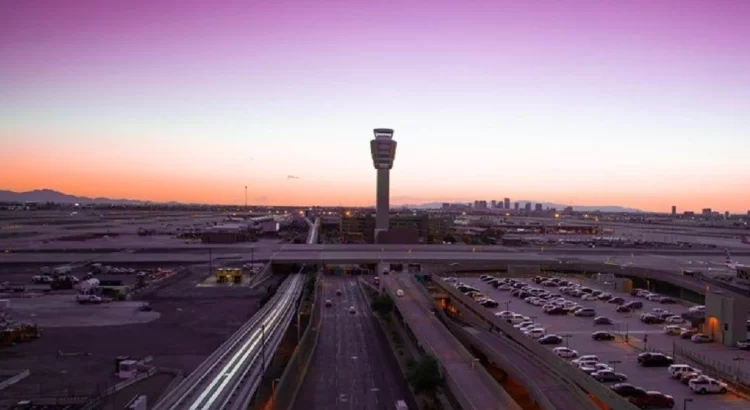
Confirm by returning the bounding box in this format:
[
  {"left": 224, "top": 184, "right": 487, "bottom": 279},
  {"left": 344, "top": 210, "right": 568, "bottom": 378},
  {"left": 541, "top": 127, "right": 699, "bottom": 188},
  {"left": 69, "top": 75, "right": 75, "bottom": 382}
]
[{"left": 154, "top": 272, "right": 305, "bottom": 410}]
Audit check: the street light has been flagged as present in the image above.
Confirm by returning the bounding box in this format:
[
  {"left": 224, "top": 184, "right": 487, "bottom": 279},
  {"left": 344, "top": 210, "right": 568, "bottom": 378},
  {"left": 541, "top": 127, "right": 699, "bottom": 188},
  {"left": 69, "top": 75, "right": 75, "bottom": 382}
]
[
  {"left": 608, "top": 360, "right": 621, "bottom": 371},
  {"left": 683, "top": 397, "right": 692, "bottom": 410},
  {"left": 561, "top": 334, "right": 573, "bottom": 348},
  {"left": 502, "top": 301, "right": 511, "bottom": 311}
]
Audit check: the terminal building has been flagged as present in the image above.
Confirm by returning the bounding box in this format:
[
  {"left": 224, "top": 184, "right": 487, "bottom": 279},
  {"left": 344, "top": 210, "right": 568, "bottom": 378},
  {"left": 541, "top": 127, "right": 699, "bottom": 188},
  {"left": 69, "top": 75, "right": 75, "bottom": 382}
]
[{"left": 340, "top": 213, "right": 452, "bottom": 244}]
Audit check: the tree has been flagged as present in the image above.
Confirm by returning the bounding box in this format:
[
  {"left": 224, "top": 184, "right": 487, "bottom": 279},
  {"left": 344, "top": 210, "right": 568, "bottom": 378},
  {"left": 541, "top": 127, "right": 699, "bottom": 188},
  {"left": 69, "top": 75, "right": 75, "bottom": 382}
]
[
  {"left": 407, "top": 354, "right": 443, "bottom": 398},
  {"left": 370, "top": 293, "right": 394, "bottom": 316}
]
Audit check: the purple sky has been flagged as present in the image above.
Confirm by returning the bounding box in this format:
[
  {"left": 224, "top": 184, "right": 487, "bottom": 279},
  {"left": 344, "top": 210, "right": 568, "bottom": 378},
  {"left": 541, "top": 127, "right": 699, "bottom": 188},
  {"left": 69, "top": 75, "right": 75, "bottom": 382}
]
[{"left": 2, "top": 0, "right": 749, "bottom": 211}]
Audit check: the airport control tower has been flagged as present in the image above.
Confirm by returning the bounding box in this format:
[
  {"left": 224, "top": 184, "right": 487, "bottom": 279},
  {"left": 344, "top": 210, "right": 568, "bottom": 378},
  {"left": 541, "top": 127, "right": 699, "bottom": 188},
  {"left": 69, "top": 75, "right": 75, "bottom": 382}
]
[{"left": 370, "top": 128, "right": 397, "bottom": 242}]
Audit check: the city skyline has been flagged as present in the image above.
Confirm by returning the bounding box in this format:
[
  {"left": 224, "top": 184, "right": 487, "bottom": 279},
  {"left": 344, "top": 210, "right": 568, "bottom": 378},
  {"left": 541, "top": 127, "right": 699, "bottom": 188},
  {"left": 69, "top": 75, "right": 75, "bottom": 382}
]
[{"left": 2, "top": 0, "right": 750, "bottom": 212}]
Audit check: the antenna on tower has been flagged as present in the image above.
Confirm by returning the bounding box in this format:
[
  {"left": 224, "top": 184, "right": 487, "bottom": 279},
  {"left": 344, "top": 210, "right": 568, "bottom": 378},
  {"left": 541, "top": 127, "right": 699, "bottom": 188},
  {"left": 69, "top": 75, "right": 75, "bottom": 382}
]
[{"left": 244, "top": 186, "right": 248, "bottom": 208}]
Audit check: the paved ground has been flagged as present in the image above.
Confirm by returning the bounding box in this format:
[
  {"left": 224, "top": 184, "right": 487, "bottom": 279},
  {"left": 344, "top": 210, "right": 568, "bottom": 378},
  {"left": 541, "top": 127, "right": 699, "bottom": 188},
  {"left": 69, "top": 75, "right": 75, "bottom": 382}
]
[
  {"left": 0, "top": 273, "right": 260, "bottom": 400},
  {"left": 293, "top": 276, "right": 410, "bottom": 410},
  {"left": 8, "top": 295, "right": 160, "bottom": 327},
  {"left": 464, "top": 276, "right": 750, "bottom": 410},
  {"left": 383, "top": 274, "right": 518, "bottom": 410}
]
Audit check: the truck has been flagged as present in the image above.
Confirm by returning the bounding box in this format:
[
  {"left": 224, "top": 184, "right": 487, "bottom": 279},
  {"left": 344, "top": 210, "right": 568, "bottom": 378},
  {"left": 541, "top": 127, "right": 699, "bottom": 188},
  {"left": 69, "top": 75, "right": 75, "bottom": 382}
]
[{"left": 76, "top": 278, "right": 103, "bottom": 304}]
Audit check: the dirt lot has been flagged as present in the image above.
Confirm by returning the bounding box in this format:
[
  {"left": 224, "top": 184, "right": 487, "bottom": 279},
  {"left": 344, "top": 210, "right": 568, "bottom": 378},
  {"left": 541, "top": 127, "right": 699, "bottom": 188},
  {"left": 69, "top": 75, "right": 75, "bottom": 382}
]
[{"left": 0, "top": 271, "right": 264, "bottom": 400}]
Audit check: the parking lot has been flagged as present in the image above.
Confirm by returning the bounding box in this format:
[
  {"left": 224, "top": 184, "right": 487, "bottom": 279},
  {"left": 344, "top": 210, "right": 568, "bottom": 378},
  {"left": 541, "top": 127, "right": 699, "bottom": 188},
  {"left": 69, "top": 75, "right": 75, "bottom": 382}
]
[{"left": 462, "top": 276, "right": 750, "bottom": 410}]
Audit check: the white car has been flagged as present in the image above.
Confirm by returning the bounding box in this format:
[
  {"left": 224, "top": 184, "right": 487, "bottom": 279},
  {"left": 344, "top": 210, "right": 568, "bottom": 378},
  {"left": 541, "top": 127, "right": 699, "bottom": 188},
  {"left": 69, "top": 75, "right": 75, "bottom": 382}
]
[
  {"left": 495, "top": 311, "right": 515, "bottom": 320},
  {"left": 665, "top": 315, "right": 685, "bottom": 324},
  {"left": 581, "top": 294, "right": 597, "bottom": 301},
  {"left": 663, "top": 325, "right": 682, "bottom": 336},
  {"left": 572, "top": 355, "right": 600, "bottom": 366},
  {"left": 524, "top": 328, "right": 546, "bottom": 339},
  {"left": 552, "top": 347, "right": 579, "bottom": 358},
  {"left": 508, "top": 314, "right": 528, "bottom": 325},
  {"left": 514, "top": 320, "right": 535, "bottom": 329},
  {"left": 348, "top": 306, "right": 356, "bottom": 314},
  {"left": 689, "top": 376, "right": 728, "bottom": 394},
  {"left": 647, "top": 294, "right": 662, "bottom": 301},
  {"left": 736, "top": 339, "right": 750, "bottom": 350},
  {"left": 668, "top": 364, "right": 702, "bottom": 379},
  {"left": 652, "top": 307, "right": 669, "bottom": 315},
  {"left": 691, "top": 334, "right": 712, "bottom": 343},
  {"left": 689, "top": 305, "right": 706, "bottom": 313}
]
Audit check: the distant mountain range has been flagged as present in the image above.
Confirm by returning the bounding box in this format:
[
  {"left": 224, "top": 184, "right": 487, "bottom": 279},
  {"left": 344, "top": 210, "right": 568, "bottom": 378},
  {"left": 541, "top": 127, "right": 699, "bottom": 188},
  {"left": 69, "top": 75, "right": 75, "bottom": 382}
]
[
  {"left": 0, "top": 189, "right": 164, "bottom": 205},
  {"left": 0, "top": 189, "right": 642, "bottom": 213},
  {"left": 399, "top": 201, "right": 642, "bottom": 213}
]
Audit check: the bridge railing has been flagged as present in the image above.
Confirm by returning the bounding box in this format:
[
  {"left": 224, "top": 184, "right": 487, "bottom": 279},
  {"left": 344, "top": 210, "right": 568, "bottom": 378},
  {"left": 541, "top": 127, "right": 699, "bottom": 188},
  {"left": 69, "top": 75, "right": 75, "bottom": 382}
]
[
  {"left": 270, "top": 275, "right": 321, "bottom": 410},
  {"left": 432, "top": 278, "right": 639, "bottom": 410}
]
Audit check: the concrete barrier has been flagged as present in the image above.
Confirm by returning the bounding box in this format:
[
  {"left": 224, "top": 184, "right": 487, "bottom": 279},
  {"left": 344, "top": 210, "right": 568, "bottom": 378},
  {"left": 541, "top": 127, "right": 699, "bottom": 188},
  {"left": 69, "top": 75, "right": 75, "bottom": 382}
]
[
  {"left": 433, "top": 279, "right": 640, "bottom": 410},
  {"left": 270, "top": 276, "right": 321, "bottom": 410}
]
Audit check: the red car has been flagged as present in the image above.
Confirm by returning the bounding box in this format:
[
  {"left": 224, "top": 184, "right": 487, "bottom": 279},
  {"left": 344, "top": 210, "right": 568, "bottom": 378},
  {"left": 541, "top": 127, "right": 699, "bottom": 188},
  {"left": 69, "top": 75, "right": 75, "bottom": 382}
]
[{"left": 629, "top": 391, "right": 674, "bottom": 409}]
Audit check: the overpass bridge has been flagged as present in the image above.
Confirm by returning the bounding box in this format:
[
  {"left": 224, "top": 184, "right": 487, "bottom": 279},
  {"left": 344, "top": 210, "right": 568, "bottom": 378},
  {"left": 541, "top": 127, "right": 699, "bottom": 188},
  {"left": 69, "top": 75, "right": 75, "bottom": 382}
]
[{"left": 381, "top": 273, "right": 519, "bottom": 410}]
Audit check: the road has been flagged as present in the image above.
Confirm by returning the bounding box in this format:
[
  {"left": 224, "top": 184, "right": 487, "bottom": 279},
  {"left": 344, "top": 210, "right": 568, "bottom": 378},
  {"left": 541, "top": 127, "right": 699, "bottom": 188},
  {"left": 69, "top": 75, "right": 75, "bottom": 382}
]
[
  {"left": 293, "top": 276, "right": 411, "bottom": 410},
  {"left": 463, "top": 276, "right": 750, "bottom": 410},
  {"left": 454, "top": 316, "right": 598, "bottom": 410},
  {"left": 382, "top": 274, "right": 518, "bottom": 410}
]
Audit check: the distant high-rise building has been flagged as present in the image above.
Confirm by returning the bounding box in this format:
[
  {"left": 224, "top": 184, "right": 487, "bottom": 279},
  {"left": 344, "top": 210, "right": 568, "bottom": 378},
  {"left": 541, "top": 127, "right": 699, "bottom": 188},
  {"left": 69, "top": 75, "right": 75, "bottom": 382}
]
[
  {"left": 504, "top": 198, "right": 511, "bottom": 209},
  {"left": 474, "top": 200, "right": 487, "bottom": 209},
  {"left": 534, "top": 203, "right": 543, "bottom": 212},
  {"left": 498, "top": 201, "right": 504, "bottom": 209},
  {"left": 701, "top": 208, "right": 712, "bottom": 217},
  {"left": 671, "top": 206, "right": 676, "bottom": 215},
  {"left": 491, "top": 200, "right": 497, "bottom": 208},
  {"left": 441, "top": 203, "right": 450, "bottom": 209},
  {"left": 370, "top": 128, "right": 397, "bottom": 242},
  {"left": 725, "top": 211, "right": 730, "bottom": 219},
  {"left": 514, "top": 202, "right": 519, "bottom": 210},
  {"left": 524, "top": 203, "right": 531, "bottom": 212}
]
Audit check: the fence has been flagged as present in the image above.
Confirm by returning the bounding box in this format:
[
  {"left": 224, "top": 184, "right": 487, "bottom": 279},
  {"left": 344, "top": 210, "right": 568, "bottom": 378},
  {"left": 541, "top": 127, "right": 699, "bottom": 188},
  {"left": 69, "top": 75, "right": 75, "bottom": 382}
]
[
  {"left": 270, "top": 275, "right": 321, "bottom": 410},
  {"left": 673, "top": 344, "right": 750, "bottom": 396}
]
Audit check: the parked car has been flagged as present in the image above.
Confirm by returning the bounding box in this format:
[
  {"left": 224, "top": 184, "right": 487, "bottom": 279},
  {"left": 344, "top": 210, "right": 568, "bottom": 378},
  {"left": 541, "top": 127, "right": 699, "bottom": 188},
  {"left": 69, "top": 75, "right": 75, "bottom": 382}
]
[
  {"left": 324, "top": 299, "right": 332, "bottom": 307},
  {"left": 680, "top": 328, "right": 699, "bottom": 339},
  {"left": 680, "top": 372, "right": 702, "bottom": 385},
  {"left": 615, "top": 305, "right": 632, "bottom": 313},
  {"left": 608, "top": 297, "right": 625, "bottom": 305},
  {"left": 572, "top": 355, "right": 600, "bottom": 366},
  {"left": 637, "top": 352, "right": 674, "bottom": 367},
  {"left": 524, "top": 328, "right": 546, "bottom": 339},
  {"left": 495, "top": 311, "right": 515, "bottom": 320},
  {"left": 611, "top": 383, "right": 647, "bottom": 398},
  {"left": 691, "top": 334, "right": 712, "bottom": 343},
  {"left": 665, "top": 316, "right": 685, "bottom": 324},
  {"left": 538, "top": 334, "right": 563, "bottom": 345},
  {"left": 668, "top": 364, "right": 701, "bottom": 379},
  {"left": 592, "top": 331, "right": 616, "bottom": 341},
  {"left": 552, "top": 346, "right": 578, "bottom": 358},
  {"left": 663, "top": 325, "right": 682, "bottom": 336},
  {"left": 575, "top": 308, "right": 596, "bottom": 317},
  {"left": 480, "top": 299, "right": 499, "bottom": 308},
  {"left": 594, "top": 316, "right": 613, "bottom": 325},
  {"left": 736, "top": 339, "right": 750, "bottom": 350},
  {"left": 688, "top": 376, "right": 728, "bottom": 394},
  {"left": 629, "top": 391, "right": 674, "bottom": 409},
  {"left": 641, "top": 313, "right": 665, "bottom": 324},
  {"left": 336, "top": 289, "right": 343, "bottom": 296},
  {"left": 623, "top": 301, "right": 643, "bottom": 310},
  {"left": 591, "top": 370, "right": 628, "bottom": 383},
  {"left": 659, "top": 297, "right": 677, "bottom": 304}
]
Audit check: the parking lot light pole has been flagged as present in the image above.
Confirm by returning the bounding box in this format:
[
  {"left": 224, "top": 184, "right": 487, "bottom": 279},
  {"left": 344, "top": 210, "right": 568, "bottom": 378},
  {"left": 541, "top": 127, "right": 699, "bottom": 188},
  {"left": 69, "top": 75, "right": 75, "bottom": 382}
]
[
  {"left": 562, "top": 334, "right": 573, "bottom": 348},
  {"left": 502, "top": 301, "right": 511, "bottom": 311},
  {"left": 608, "top": 360, "right": 621, "bottom": 371},
  {"left": 683, "top": 397, "right": 692, "bottom": 410}
]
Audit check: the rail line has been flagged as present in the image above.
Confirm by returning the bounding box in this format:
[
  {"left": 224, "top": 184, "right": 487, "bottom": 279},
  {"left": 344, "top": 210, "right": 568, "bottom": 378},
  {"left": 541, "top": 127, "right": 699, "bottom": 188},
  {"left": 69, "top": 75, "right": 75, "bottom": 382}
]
[{"left": 154, "top": 273, "right": 305, "bottom": 410}]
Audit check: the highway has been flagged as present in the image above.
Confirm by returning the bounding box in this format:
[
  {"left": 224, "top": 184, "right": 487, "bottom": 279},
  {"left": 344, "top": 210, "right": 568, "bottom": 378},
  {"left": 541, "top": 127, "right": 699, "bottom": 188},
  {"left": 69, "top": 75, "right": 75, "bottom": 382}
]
[
  {"left": 382, "top": 273, "right": 519, "bottom": 410},
  {"left": 152, "top": 274, "right": 304, "bottom": 410},
  {"left": 292, "top": 276, "right": 411, "bottom": 410}
]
